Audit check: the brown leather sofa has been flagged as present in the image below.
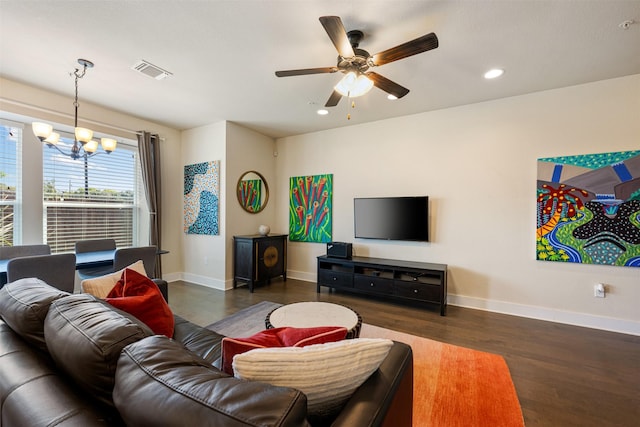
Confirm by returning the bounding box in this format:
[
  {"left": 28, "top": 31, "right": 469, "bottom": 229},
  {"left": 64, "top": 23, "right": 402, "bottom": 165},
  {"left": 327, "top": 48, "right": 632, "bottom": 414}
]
[{"left": 0, "top": 278, "right": 413, "bottom": 427}]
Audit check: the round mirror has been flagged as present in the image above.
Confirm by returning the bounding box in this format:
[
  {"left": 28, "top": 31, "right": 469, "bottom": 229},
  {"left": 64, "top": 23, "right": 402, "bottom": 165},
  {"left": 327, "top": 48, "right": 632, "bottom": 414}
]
[{"left": 237, "top": 170, "right": 269, "bottom": 213}]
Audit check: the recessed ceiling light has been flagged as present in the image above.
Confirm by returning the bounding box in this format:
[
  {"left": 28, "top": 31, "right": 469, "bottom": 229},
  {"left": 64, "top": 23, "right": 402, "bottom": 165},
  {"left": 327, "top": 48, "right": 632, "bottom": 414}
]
[
  {"left": 387, "top": 94, "right": 398, "bottom": 100},
  {"left": 484, "top": 68, "right": 504, "bottom": 79},
  {"left": 317, "top": 109, "right": 329, "bottom": 115}
]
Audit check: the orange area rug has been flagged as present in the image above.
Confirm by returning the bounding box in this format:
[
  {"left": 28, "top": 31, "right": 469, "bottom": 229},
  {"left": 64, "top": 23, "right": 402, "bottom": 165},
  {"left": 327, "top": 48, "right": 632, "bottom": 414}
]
[{"left": 360, "top": 324, "right": 525, "bottom": 427}]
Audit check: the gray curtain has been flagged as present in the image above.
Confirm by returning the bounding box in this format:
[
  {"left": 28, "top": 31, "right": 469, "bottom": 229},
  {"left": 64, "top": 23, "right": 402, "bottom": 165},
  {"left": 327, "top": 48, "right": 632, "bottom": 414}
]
[{"left": 137, "top": 131, "right": 162, "bottom": 278}]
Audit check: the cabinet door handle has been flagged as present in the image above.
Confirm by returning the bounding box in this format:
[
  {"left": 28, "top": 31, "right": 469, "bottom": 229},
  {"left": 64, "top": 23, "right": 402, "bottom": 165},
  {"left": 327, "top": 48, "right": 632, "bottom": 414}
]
[
  {"left": 333, "top": 277, "right": 337, "bottom": 281},
  {"left": 414, "top": 289, "right": 419, "bottom": 293},
  {"left": 370, "top": 282, "right": 374, "bottom": 287}
]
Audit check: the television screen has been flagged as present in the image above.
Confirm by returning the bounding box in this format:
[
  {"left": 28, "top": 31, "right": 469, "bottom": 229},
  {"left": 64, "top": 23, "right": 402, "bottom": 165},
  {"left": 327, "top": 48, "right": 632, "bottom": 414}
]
[{"left": 354, "top": 196, "right": 429, "bottom": 242}]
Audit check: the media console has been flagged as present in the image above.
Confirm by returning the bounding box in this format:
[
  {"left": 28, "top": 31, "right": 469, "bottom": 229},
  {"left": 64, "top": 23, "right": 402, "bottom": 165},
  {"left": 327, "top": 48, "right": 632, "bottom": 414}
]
[{"left": 317, "top": 255, "right": 447, "bottom": 316}]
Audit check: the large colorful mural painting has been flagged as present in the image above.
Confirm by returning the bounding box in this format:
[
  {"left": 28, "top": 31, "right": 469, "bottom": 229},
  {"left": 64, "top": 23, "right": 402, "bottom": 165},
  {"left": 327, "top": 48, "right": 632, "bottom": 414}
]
[
  {"left": 289, "top": 174, "right": 332, "bottom": 243},
  {"left": 536, "top": 150, "right": 640, "bottom": 267}
]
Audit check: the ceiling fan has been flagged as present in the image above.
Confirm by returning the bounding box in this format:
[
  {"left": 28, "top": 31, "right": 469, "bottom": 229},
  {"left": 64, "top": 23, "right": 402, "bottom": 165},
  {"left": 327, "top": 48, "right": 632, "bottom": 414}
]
[{"left": 275, "top": 16, "right": 439, "bottom": 107}]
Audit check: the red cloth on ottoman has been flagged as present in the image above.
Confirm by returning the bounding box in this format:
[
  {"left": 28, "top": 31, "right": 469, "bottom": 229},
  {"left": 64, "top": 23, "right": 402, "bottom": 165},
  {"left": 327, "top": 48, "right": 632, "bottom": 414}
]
[{"left": 221, "top": 326, "right": 347, "bottom": 375}]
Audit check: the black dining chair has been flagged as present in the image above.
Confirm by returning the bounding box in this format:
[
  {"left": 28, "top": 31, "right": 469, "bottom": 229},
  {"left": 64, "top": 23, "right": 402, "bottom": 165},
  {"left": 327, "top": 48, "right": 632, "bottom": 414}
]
[
  {"left": 6, "top": 253, "right": 77, "bottom": 293},
  {"left": 112, "top": 246, "right": 168, "bottom": 302},
  {"left": 113, "top": 246, "right": 157, "bottom": 277},
  {"left": 0, "top": 244, "right": 52, "bottom": 287},
  {"left": 75, "top": 239, "right": 116, "bottom": 279},
  {"left": 0, "top": 244, "right": 51, "bottom": 259}
]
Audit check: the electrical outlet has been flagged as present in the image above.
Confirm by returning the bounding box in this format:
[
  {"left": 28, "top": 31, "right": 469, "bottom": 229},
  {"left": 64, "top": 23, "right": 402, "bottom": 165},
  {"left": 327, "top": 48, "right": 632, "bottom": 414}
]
[{"left": 594, "top": 283, "right": 605, "bottom": 298}]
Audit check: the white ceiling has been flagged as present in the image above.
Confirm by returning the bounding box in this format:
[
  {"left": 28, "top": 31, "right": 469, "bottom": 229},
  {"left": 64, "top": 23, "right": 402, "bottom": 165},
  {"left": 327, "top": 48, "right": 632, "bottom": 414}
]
[{"left": 1, "top": 1, "right": 639, "bottom": 139}]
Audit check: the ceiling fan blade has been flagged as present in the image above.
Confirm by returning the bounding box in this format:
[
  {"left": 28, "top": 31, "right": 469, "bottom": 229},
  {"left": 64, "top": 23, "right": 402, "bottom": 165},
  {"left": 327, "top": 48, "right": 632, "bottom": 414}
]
[
  {"left": 367, "top": 72, "right": 410, "bottom": 98},
  {"left": 371, "top": 32, "right": 438, "bottom": 66},
  {"left": 319, "top": 16, "right": 355, "bottom": 58},
  {"left": 275, "top": 67, "right": 338, "bottom": 77},
  {"left": 325, "top": 90, "right": 343, "bottom": 107}
]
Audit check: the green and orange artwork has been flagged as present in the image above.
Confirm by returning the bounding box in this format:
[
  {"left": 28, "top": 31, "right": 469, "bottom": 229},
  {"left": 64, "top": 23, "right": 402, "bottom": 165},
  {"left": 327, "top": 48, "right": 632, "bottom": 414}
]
[{"left": 289, "top": 174, "right": 332, "bottom": 242}]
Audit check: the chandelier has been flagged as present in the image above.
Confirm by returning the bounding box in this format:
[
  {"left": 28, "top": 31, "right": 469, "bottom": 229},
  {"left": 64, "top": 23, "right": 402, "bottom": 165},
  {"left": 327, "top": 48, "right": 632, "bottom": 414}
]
[{"left": 31, "top": 58, "right": 117, "bottom": 160}]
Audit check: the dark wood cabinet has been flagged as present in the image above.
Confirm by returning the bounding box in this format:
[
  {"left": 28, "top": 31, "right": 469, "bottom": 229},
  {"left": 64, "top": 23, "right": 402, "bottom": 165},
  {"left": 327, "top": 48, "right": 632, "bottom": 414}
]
[
  {"left": 317, "top": 255, "right": 448, "bottom": 315},
  {"left": 233, "top": 234, "right": 287, "bottom": 292}
]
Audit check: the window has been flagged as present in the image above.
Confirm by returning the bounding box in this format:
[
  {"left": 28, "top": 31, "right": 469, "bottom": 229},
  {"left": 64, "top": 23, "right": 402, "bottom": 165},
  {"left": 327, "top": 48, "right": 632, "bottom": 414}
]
[
  {"left": 0, "top": 120, "right": 22, "bottom": 247},
  {"left": 43, "top": 133, "right": 142, "bottom": 253}
]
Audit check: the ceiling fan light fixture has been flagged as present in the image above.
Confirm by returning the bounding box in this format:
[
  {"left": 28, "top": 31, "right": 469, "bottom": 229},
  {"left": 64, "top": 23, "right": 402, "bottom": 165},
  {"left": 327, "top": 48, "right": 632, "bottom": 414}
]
[
  {"left": 334, "top": 72, "right": 373, "bottom": 97},
  {"left": 317, "top": 109, "right": 329, "bottom": 116},
  {"left": 387, "top": 94, "right": 398, "bottom": 100}
]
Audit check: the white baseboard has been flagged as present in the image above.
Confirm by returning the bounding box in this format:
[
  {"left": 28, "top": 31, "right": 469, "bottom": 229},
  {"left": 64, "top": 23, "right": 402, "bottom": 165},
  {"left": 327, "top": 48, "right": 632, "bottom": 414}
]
[
  {"left": 286, "top": 269, "right": 316, "bottom": 283},
  {"left": 177, "top": 272, "right": 227, "bottom": 291},
  {"left": 448, "top": 294, "right": 640, "bottom": 336},
  {"left": 169, "top": 271, "right": 639, "bottom": 336}
]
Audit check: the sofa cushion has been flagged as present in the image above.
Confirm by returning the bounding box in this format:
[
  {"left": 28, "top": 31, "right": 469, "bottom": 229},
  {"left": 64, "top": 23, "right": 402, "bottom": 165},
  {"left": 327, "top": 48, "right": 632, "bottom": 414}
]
[
  {"left": 44, "top": 293, "right": 153, "bottom": 408},
  {"left": 221, "top": 326, "right": 347, "bottom": 375},
  {"left": 173, "top": 315, "right": 224, "bottom": 366},
  {"left": 0, "top": 278, "right": 69, "bottom": 352},
  {"left": 81, "top": 260, "right": 146, "bottom": 298},
  {"left": 114, "top": 335, "right": 310, "bottom": 427},
  {"left": 105, "top": 268, "right": 174, "bottom": 337},
  {"left": 233, "top": 338, "right": 393, "bottom": 421}
]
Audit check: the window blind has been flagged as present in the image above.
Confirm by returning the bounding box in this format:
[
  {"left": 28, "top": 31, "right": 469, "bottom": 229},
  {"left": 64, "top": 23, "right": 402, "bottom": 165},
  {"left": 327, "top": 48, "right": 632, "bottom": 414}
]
[{"left": 43, "top": 133, "right": 140, "bottom": 253}]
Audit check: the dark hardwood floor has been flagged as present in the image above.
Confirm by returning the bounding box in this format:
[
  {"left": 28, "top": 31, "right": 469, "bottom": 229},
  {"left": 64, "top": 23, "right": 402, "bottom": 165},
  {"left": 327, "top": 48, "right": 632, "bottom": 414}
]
[{"left": 168, "top": 278, "right": 639, "bottom": 427}]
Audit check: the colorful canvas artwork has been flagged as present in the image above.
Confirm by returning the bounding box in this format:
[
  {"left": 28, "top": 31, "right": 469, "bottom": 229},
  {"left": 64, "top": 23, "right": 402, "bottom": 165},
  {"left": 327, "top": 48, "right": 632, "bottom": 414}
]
[
  {"left": 184, "top": 160, "right": 220, "bottom": 235},
  {"left": 289, "top": 174, "right": 332, "bottom": 242},
  {"left": 238, "top": 178, "right": 262, "bottom": 212},
  {"left": 536, "top": 150, "right": 640, "bottom": 267}
]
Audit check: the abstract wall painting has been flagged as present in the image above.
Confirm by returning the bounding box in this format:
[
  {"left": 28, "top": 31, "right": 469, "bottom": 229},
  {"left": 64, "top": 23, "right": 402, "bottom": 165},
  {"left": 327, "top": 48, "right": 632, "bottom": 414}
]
[
  {"left": 184, "top": 160, "right": 220, "bottom": 235},
  {"left": 289, "top": 174, "right": 332, "bottom": 242},
  {"left": 238, "top": 178, "right": 262, "bottom": 213},
  {"left": 537, "top": 150, "right": 640, "bottom": 267}
]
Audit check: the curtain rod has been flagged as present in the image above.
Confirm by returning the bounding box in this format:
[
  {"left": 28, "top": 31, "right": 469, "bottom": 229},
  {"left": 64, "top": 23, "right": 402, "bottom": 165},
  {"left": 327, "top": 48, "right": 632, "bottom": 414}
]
[{"left": 1, "top": 97, "right": 165, "bottom": 140}]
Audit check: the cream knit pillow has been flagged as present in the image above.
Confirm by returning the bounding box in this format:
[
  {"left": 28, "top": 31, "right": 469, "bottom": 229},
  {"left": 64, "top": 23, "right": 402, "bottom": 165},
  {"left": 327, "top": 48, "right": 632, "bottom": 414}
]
[
  {"left": 232, "top": 338, "right": 393, "bottom": 420},
  {"left": 81, "top": 260, "right": 146, "bottom": 298}
]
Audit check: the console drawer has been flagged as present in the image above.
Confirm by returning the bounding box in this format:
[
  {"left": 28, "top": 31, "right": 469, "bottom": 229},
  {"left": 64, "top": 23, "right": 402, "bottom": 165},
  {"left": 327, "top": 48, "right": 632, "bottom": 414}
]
[
  {"left": 318, "top": 270, "right": 353, "bottom": 288},
  {"left": 354, "top": 275, "right": 393, "bottom": 294},
  {"left": 394, "top": 281, "right": 440, "bottom": 302}
]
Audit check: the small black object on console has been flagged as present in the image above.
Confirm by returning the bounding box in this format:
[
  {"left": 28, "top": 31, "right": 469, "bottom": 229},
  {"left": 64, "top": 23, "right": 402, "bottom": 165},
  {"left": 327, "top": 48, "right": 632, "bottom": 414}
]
[{"left": 327, "top": 242, "right": 352, "bottom": 259}]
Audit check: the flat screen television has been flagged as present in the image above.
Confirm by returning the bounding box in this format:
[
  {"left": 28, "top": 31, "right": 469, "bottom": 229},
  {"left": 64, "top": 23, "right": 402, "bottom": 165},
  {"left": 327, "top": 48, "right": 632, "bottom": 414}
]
[{"left": 354, "top": 196, "right": 429, "bottom": 242}]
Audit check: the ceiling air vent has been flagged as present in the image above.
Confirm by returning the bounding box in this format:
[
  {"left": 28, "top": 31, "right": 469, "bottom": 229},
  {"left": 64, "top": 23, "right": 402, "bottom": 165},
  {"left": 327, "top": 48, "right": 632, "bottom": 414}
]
[{"left": 131, "top": 60, "right": 172, "bottom": 80}]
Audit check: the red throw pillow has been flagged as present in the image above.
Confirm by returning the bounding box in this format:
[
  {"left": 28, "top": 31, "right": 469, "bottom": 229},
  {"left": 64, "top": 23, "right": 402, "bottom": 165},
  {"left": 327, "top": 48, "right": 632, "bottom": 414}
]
[
  {"left": 221, "top": 326, "right": 347, "bottom": 375},
  {"left": 106, "top": 268, "right": 174, "bottom": 337}
]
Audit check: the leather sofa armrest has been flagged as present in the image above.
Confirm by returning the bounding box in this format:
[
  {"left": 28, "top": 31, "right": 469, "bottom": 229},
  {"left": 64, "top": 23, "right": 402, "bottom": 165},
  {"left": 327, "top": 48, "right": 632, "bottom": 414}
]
[
  {"left": 331, "top": 341, "right": 413, "bottom": 427},
  {"left": 152, "top": 279, "right": 168, "bottom": 302}
]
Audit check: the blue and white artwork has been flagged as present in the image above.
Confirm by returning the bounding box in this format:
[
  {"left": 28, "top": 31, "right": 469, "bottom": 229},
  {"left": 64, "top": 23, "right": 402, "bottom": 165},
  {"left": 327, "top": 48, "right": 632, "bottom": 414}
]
[{"left": 184, "top": 160, "right": 220, "bottom": 235}]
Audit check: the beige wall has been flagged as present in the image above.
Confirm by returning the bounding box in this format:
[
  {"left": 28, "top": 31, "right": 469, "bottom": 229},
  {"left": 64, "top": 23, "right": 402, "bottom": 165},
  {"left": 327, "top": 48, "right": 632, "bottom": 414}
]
[
  {"left": 274, "top": 74, "right": 640, "bottom": 335},
  {"left": 3, "top": 74, "right": 639, "bottom": 334},
  {"left": 180, "top": 121, "right": 277, "bottom": 290}
]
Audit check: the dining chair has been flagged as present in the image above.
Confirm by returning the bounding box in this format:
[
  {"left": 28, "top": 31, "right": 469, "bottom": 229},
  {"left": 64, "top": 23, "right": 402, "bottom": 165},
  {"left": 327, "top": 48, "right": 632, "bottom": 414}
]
[
  {"left": 112, "top": 246, "right": 168, "bottom": 302},
  {"left": 0, "top": 244, "right": 51, "bottom": 259},
  {"left": 75, "top": 238, "right": 116, "bottom": 279},
  {"left": 6, "top": 253, "right": 77, "bottom": 293},
  {"left": 0, "top": 244, "right": 52, "bottom": 287},
  {"left": 113, "top": 246, "right": 157, "bottom": 278}
]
